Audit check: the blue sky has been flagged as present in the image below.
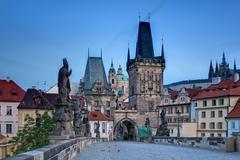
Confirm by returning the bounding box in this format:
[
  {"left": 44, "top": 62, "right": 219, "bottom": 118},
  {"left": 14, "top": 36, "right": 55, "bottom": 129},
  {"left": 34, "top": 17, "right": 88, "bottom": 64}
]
[{"left": 0, "top": 0, "right": 240, "bottom": 90}]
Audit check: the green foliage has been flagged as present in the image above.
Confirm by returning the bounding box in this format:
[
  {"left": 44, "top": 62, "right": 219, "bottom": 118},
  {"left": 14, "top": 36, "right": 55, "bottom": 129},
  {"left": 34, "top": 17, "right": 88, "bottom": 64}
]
[{"left": 11, "top": 111, "right": 55, "bottom": 155}]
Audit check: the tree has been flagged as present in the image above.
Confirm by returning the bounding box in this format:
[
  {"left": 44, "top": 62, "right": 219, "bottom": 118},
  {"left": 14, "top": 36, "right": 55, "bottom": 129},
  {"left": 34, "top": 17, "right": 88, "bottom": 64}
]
[{"left": 11, "top": 111, "right": 55, "bottom": 155}]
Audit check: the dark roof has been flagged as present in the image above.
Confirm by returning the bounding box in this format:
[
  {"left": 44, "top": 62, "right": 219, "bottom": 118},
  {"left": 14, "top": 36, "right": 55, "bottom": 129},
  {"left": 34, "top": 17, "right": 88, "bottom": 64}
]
[
  {"left": 83, "top": 57, "right": 112, "bottom": 95},
  {"left": 135, "top": 21, "right": 154, "bottom": 59},
  {"left": 18, "top": 88, "right": 58, "bottom": 110},
  {"left": 226, "top": 99, "right": 240, "bottom": 119},
  {"left": 0, "top": 79, "right": 25, "bottom": 102},
  {"left": 164, "top": 79, "right": 212, "bottom": 88}
]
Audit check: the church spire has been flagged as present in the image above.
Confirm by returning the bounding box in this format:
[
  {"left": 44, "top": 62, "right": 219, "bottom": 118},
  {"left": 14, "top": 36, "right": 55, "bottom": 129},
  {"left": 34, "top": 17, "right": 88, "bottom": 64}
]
[
  {"left": 234, "top": 59, "right": 237, "bottom": 73},
  {"left": 222, "top": 52, "right": 226, "bottom": 64},
  {"left": 127, "top": 45, "right": 130, "bottom": 61},
  {"left": 215, "top": 61, "right": 219, "bottom": 77},
  {"left": 208, "top": 60, "right": 214, "bottom": 79}
]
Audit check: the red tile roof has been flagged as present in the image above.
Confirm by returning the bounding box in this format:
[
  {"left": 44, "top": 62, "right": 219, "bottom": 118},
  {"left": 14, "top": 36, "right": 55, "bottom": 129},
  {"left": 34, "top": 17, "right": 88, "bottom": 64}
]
[
  {"left": 0, "top": 80, "right": 25, "bottom": 102},
  {"left": 226, "top": 99, "right": 240, "bottom": 119},
  {"left": 193, "top": 87, "right": 240, "bottom": 100},
  {"left": 88, "top": 111, "right": 113, "bottom": 121},
  {"left": 185, "top": 88, "right": 202, "bottom": 99},
  {"left": 193, "top": 79, "right": 240, "bottom": 100}
]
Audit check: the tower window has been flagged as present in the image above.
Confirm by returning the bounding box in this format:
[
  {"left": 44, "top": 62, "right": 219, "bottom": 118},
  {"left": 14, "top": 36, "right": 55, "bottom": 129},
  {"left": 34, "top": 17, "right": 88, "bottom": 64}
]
[{"left": 112, "top": 79, "right": 114, "bottom": 84}]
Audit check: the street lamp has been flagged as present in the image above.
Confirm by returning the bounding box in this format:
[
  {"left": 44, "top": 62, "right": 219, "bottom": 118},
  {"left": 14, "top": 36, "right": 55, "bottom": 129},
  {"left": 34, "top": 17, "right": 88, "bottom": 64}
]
[{"left": 176, "top": 110, "right": 181, "bottom": 138}]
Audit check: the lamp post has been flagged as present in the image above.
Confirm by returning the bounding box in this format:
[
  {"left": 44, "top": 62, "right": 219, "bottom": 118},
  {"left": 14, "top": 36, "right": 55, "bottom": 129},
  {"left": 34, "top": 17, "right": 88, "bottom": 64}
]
[{"left": 176, "top": 110, "right": 181, "bottom": 138}]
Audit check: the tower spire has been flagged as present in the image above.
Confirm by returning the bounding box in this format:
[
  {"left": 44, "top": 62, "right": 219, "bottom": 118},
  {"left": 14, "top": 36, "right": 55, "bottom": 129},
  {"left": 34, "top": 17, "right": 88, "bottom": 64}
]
[
  {"left": 161, "top": 38, "right": 165, "bottom": 60},
  {"left": 234, "top": 59, "right": 237, "bottom": 73},
  {"left": 100, "top": 48, "right": 102, "bottom": 57},
  {"left": 215, "top": 61, "right": 219, "bottom": 77},
  {"left": 127, "top": 43, "right": 130, "bottom": 61},
  {"left": 208, "top": 60, "right": 214, "bottom": 79},
  {"left": 222, "top": 52, "right": 226, "bottom": 64},
  {"left": 88, "top": 48, "right": 90, "bottom": 57}
]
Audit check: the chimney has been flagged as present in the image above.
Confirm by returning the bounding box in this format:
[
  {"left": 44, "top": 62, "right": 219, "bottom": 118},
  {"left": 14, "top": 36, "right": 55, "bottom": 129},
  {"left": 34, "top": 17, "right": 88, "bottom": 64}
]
[
  {"left": 6, "top": 76, "right": 10, "bottom": 82},
  {"left": 212, "top": 77, "right": 221, "bottom": 84},
  {"left": 233, "top": 73, "right": 239, "bottom": 82}
]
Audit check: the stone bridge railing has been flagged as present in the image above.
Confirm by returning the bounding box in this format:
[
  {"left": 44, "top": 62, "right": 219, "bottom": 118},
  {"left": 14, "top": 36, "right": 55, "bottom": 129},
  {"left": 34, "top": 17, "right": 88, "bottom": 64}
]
[
  {"left": 4, "top": 137, "right": 108, "bottom": 160},
  {"left": 153, "top": 136, "right": 240, "bottom": 152}
]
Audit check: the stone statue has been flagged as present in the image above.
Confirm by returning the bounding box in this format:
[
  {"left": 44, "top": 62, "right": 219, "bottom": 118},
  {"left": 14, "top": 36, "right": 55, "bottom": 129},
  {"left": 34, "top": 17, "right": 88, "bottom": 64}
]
[
  {"left": 145, "top": 117, "right": 150, "bottom": 128},
  {"left": 58, "top": 58, "right": 72, "bottom": 103},
  {"left": 156, "top": 110, "right": 170, "bottom": 137},
  {"left": 50, "top": 58, "right": 75, "bottom": 140}
]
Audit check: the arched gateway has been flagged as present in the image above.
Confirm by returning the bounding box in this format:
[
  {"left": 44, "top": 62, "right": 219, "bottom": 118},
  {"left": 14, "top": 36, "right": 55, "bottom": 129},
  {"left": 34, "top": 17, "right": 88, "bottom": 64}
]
[{"left": 114, "top": 118, "right": 138, "bottom": 141}]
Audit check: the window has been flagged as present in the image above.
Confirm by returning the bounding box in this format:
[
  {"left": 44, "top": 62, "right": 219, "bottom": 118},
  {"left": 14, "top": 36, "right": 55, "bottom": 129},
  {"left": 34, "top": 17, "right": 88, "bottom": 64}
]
[
  {"left": 210, "top": 111, "right": 215, "bottom": 118},
  {"left": 218, "top": 110, "right": 223, "bottom": 117},
  {"left": 212, "top": 100, "right": 216, "bottom": 106},
  {"left": 0, "top": 105, "right": 1, "bottom": 115},
  {"left": 175, "top": 107, "right": 178, "bottom": 113},
  {"left": 164, "top": 99, "right": 169, "bottom": 103},
  {"left": 6, "top": 106, "right": 12, "bottom": 116},
  {"left": 186, "top": 106, "right": 190, "bottom": 113},
  {"left": 106, "top": 101, "right": 110, "bottom": 107},
  {"left": 203, "top": 101, "right": 207, "bottom": 107},
  {"left": 209, "top": 122, "right": 215, "bottom": 129},
  {"left": 219, "top": 99, "right": 224, "bottom": 105},
  {"left": 201, "top": 133, "right": 205, "bottom": 137},
  {"left": 217, "top": 122, "right": 223, "bottom": 129},
  {"left": 180, "top": 97, "right": 185, "bottom": 102},
  {"left": 200, "top": 123, "right": 206, "bottom": 129},
  {"left": 107, "top": 110, "right": 110, "bottom": 116},
  {"left": 195, "top": 102, "right": 197, "bottom": 107},
  {"left": 167, "top": 107, "right": 172, "bottom": 114},
  {"left": 181, "top": 106, "right": 184, "bottom": 113},
  {"left": 112, "top": 79, "right": 114, "bottom": 84},
  {"left": 6, "top": 124, "right": 12, "bottom": 134},
  {"left": 218, "top": 133, "right": 222, "bottom": 137},
  {"left": 94, "top": 122, "right": 99, "bottom": 133},
  {"left": 210, "top": 133, "right": 214, "bottom": 137},
  {"left": 102, "top": 122, "right": 106, "bottom": 133},
  {"left": 0, "top": 124, "right": 1, "bottom": 133},
  {"left": 201, "top": 111, "right": 206, "bottom": 118},
  {"left": 231, "top": 122, "right": 235, "bottom": 129}
]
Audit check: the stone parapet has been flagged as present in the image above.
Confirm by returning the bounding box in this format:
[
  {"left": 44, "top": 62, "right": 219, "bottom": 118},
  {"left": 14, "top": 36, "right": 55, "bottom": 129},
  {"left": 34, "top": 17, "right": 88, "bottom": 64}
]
[{"left": 4, "top": 137, "right": 108, "bottom": 160}]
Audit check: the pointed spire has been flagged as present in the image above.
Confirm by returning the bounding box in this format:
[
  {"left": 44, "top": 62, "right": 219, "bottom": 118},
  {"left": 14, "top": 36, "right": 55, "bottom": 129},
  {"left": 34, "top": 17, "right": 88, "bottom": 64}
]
[
  {"left": 161, "top": 38, "right": 165, "bottom": 60},
  {"left": 215, "top": 61, "right": 219, "bottom": 76},
  {"left": 100, "top": 48, "right": 103, "bottom": 58},
  {"left": 127, "top": 44, "right": 130, "bottom": 61},
  {"left": 208, "top": 60, "right": 214, "bottom": 79},
  {"left": 222, "top": 52, "right": 226, "bottom": 64},
  {"left": 234, "top": 59, "right": 237, "bottom": 73}
]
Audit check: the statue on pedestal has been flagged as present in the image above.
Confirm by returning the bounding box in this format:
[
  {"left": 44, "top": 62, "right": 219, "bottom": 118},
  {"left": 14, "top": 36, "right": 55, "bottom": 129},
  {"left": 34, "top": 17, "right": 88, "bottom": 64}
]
[
  {"left": 156, "top": 110, "right": 170, "bottom": 137},
  {"left": 50, "top": 58, "right": 75, "bottom": 140}
]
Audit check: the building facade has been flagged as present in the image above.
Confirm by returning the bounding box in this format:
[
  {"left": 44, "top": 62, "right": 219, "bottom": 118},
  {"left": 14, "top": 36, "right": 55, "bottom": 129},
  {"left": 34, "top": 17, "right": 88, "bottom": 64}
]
[
  {"left": 0, "top": 79, "right": 25, "bottom": 137},
  {"left": 226, "top": 99, "right": 240, "bottom": 137},
  {"left": 17, "top": 88, "right": 57, "bottom": 130},
  {"left": 194, "top": 78, "right": 240, "bottom": 137},
  {"left": 158, "top": 87, "right": 201, "bottom": 137},
  {"left": 88, "top": 111, "right": 113, "bottom": 140}
]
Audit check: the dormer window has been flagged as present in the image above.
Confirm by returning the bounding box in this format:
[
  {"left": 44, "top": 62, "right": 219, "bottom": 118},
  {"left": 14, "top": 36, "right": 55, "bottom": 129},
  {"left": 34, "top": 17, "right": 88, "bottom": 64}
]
[{"left": 11, "top": 89, "right": 17, "bottom": 96}]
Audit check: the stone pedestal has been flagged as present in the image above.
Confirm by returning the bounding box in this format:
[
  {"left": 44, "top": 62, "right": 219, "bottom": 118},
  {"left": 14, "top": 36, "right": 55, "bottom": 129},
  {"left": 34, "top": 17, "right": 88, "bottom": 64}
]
[{"left": 50, "top": 103, "right": 75, "bottom": 143}]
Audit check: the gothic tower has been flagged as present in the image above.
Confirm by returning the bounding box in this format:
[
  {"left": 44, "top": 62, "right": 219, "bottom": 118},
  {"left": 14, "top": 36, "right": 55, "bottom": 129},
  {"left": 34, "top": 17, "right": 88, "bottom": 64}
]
[{"left": 127, "top": 21, "right": 165, "bottom": 112}]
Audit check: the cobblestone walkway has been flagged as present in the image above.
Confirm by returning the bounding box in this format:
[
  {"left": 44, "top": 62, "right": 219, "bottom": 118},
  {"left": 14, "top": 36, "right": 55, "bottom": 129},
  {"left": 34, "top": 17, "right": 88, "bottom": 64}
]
[{"left": 74, "top": 141, "right": 240, "bottom": 160}]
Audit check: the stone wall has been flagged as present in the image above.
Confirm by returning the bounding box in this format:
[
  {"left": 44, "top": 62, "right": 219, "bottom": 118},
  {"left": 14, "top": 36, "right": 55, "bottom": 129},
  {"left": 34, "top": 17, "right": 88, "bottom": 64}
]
[
  {"left": 4, "top": 137, "right": 107, "bottom": 160},
  {"left": 153, "top": 137, "right": 225, "bottom": 151}
]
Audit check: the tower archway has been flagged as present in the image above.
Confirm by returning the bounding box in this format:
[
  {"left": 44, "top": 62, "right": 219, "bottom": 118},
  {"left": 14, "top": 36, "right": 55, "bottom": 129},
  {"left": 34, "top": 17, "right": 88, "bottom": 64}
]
[{"left": 114, "top": 118, "right": 137, "bottom": 141}]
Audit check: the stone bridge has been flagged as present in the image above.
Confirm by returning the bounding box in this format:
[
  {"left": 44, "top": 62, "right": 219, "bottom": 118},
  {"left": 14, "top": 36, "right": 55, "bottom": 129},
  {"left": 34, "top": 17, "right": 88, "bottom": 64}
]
[{"left": 4, "top": 137, "right": 240, "bottom": 160}]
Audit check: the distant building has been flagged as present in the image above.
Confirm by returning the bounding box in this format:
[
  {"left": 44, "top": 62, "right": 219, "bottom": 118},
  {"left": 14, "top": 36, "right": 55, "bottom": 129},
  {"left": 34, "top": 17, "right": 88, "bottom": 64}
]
[
  {"left": 226, "top": 99, "right": 240, "bottom": 137},
  {"left": 194, "top": 78, "right": 240, "bottom": 137},
  {"left": 80, "top": 56, "right": 115, "bottom": 117},
  {"left": 208, "top": 53, "right": 240, "bottom": 80},
  {"left": 48, "top": 82, "right": 80, "bottom": 96},
  {"left": 88, "top": 111, "right": 113, "bottom": 140},
  {"left": 158, "top": 87, "right": 201, "bottom": 137},
  {"left": 17, "top": 88, "right": 58, "bottom": 130},
  {"left": 108, "top": 62, "right": 129, "bottom": 109},
  {"left": 0, "top": 78, "right": 25, "bottom": 137}
]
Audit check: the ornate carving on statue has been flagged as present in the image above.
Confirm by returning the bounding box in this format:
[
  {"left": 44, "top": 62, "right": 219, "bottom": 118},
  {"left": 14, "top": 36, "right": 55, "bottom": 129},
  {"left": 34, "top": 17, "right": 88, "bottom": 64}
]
[
  {"left": 145, "top": 117, "right": 150, "bottom": 128},
  {"left": 156, "top": 110, "right": 170, "bottom": 137},
  {"left": 58, "top": 58, "right": 72, "bottom": 103}
]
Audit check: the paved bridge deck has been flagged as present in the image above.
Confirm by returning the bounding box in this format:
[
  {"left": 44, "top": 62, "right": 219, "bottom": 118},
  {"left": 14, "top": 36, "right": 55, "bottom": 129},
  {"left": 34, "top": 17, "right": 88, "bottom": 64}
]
[{"left": 74, "top": 141, "right": 240, "bottom": 160}]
